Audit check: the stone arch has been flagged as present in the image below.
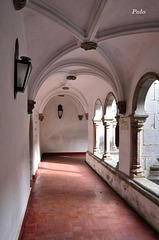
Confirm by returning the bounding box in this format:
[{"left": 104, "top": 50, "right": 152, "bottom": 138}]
[
  {"left": 94, "top": 98, "right": 103, "bottom": 120},
  {"left": 93, "top": 99, "right": 104, "bottom": 156},
  {"left": 132, "top": 72, "right": 159, "bottom": 115},
  {"left": 104, "top": 92, "right": 117, "bottom": 118},
  {"left": 103, "top": 93, "right": 119, "bottom": 165},
  {"left": 131, "top": 72, "right": 159, "bottom": 179}
]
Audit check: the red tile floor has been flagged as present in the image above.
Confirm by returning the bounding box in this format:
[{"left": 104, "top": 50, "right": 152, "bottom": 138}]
[{"left": 19, "top": 153, "right": 159, "bottom": 240}]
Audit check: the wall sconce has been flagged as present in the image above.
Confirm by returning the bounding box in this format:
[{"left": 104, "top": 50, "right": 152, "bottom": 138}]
[
  {"left": 58, "top": 104, "right": 63, "bottom": 119},
  {"left": 14, "top": 39, "right": 32, "bottom": 98}
]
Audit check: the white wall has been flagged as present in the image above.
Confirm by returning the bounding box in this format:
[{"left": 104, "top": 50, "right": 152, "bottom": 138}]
[
  {"left": 30, "top": 110, "right": 41, "bottom": 177},
  {"left": 41, "top": 96, "right": 88, "bottom": 153},
  {"left": 0, "top": 1, "right": 31, "bottom": 239}
]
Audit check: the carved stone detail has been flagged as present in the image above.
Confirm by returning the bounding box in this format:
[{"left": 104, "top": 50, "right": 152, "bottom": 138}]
[
  {"left": 130, "top": 115, "right": 148, "bottom": 178},
  {"left": 67, "top": 75, "right": 76, "bottom": 80},
  {"left": 93, "top": 120, "right": 101, "bottom": 154},
  {"left": 13, "top": 0, "right": 26, "bottom": 10},
  {"left": 131, "top": 165, "right": 145, "bottom": 178},
  {"left": 117, "top": 101, "right": 126, "bottom": 114},
  {"left": 85, "top": 113, "right": 88, "bottom": 120},
  {"left": 81, "top": 41, "right": 98, "bottom": 51},
  {"left": 39, "top": 113, "right": 44, "bottom": 121},
  {"left": 102, "top": 120, "right": 112, "bottom": 160},
  {"left": 28, "top": 100, "right": 36, "bottom": 114},
  {"left": 78, "top": 115, "right": 83, "bottom": 120}
]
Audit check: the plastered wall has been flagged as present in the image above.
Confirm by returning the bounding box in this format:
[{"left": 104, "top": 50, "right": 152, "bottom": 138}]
[
  {"left": 0, "top": 1, "right": 31, "bottom": 239},
  {"left": 40, "top": 96, "right": 88, "bottom": 153}
]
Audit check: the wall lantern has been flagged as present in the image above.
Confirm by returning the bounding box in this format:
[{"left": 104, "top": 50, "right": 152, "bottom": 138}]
[
  {"left": 14, "top": 39, "right": 32, "bottom": 98},
  {"left": 58, "top": 104, "right": 63, "bottom": 119}
]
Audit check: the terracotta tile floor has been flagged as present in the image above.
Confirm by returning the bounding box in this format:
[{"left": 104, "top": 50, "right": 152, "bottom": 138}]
[{"left": 20, "top": 153, "right": 159, "bottom": 240}]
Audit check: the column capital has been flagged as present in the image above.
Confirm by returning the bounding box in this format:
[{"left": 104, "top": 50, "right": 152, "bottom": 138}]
[
  {"left": 93, "top": 119, "right": 101, "bottom": 126},
  {"left": 102, "top": 118, "right": 113, "bottom": 127},
  {"left": 112, "top": 119, "right": 117, "bottom": 127},
  {"left": 28, "top": 100, "right": 36, "bottom": 114},
  {"left": 131, "top": 114, "right": 148, "bottom": 131},
  {"left": 130, "top": 114, "right": 147, "bottom": 178},
  {"left": 117, "top": 101, "right": 126, "bottom": 114}
]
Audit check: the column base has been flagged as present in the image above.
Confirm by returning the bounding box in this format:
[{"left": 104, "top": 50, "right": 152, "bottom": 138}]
[
  {"left": 131, "top": 165, "right": 145, "bottom": 178},
  {"left": 93, "top": 147, "right": 100, "bottom": 154},
  {"left": 112, "top": 146, "right": 117, "bottom": 151},
  {"left": 116, "top": 161, "right": 119, "bottom": 169},
  {"left": 102, "top": 153, "right": 112, "bottom": 161}
]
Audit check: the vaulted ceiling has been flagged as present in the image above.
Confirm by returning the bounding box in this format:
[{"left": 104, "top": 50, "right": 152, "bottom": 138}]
[{"left": 22, "top": 0, "right": 159, "bottom": 112}]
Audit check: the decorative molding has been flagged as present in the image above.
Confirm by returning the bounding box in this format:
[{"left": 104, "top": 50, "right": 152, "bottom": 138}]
[
  {"left": 28, "top": 43, "right": 78, "bottom": 100},
  {"left": 13, "top": 0, "right": 26, "bottom": 10},
  {"left": 27, "top": 0, "right": 84, "bottom": 41},
  {"left": 78, "top": 115, "right": 83, "bottom": 120},
  {"left": 85, "top": 113, "right": 88, "bottom": 120},
  {"left": 58, "top": 94, "right": 65, "bottom": 97},
  {"left": 97, "top": 22, "right": 159, "bottom": 42},
  {"left": 48, "top": 60, "right": 115, "bottom": 88},
  {"left": 117, "top": 101, "right": 126, "bottom": 114},
  {"left": 86, "top": 0, "right": 109, "bottom": 40},
  {"left": 29, "top": 57, "right": 116, "bottom": 100},
  {"left": 39, "top": 88, "right": 88, "bottom": 114},
  {"left": 39, "top": 113, "right": 44, "bottom": 121},
  {"left": 28, "top": 100, "right": 36, "bottom": 114},
  {"left": 62, "top": 86, "right": 69, "bottom": 90},
  {"left": 130, "top": 114, "right": 148, "bottom": 178},
  {"left": 67, "top": 75, "right": 76, "bottom": 80},
  {"left": 81, "top": 41, "right": 98, "bottom": 51},
  {"left": 98, "top": 45, "right": 123, "bottom": 99}
]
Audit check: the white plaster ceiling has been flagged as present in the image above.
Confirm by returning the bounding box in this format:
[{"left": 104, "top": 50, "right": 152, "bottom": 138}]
[{"left": 22, "top": 0, "right": 159, "bottom": 111}]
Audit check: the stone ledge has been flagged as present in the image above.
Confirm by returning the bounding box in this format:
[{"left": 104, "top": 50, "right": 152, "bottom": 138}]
[
  {"left": 87, "top": 151, "right": 159, "bottom": 206},
  {"left": 134, "top": 178, "right": 159, "bottom": 196}
]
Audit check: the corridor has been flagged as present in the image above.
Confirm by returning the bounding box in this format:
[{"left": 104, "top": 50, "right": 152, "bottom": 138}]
[{"left": 19, "top": 153, "right": 159, "bottom": 240}]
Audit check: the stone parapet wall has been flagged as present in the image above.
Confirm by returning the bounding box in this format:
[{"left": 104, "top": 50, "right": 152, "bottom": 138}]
[{"left": 86, "top": 151, "right": 159, "bottom": 233}]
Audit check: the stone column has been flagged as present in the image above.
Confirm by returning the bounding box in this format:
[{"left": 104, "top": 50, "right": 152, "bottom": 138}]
[
  {"left": 130, "top": 115, "right": 148, "bottom": 178},
  {"left": 93, "top": 120, "right": 101, "bottom": 154},
  {"left": 28, "top": 100, "right": 36, "bottom": 182},
  {"left": 112, "top": 120, "right": 117, "bottom": 151},
  {"left": 102, "top": 119, "right": 112, "bottom": 160}
]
